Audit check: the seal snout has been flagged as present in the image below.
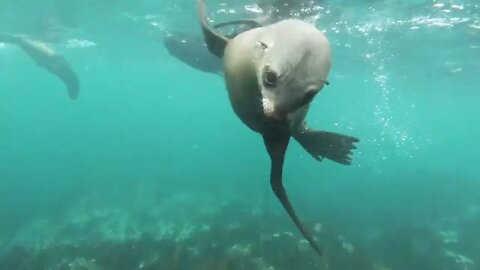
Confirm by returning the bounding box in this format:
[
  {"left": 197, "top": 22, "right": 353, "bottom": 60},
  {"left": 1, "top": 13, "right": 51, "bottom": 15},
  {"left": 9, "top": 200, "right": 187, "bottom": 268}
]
[
  {"left": 262, "top": 86, "right": 321, "bottom": 120},
  {"left": 262, "top": 97, "right": 276, "bottom": 116},
  {"left": 261, "top": 97, "right": 282, "bottom": 120}
]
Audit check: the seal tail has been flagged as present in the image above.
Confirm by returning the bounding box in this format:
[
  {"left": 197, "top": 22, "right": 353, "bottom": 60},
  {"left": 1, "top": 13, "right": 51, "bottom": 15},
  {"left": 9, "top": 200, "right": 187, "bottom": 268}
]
[
  {"left": 196, "top": 0, "right": 229, "bottom": 58},
  {"left": 263, "top": 125, "right": 324, "bottom": 257},
  {"left": 294, "top": 127, "right": 359, "bottom": 165}
]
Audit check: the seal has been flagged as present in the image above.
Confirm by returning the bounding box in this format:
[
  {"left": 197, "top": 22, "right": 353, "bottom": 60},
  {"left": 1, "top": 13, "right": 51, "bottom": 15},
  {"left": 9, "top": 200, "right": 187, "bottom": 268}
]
[
  {"left": 0, "top": 33, "right": 79, "bottom": 100},
  {"left": 197, "top": 0, "right": 359, "bottom": 256}
]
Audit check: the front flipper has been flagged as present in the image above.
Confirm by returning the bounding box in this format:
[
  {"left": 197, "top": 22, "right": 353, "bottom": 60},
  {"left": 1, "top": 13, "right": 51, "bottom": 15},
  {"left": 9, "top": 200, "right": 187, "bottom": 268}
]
[
  {"left": 293, "top": 126, "right": 359, "bottom": 165},
  {"left": 263, "top": 125, "right": 324, "bottom": 257}
]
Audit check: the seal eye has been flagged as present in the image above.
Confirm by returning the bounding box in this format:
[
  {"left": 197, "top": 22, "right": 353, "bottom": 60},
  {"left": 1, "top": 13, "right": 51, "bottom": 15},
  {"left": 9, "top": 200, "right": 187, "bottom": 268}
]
[{"left": 263, "top": 67, "right": 278, "bottom": 87}]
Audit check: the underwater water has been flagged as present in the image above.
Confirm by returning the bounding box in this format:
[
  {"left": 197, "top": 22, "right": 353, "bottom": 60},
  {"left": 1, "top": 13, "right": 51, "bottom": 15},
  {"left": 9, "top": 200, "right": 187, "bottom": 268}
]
[{"left": 0, "top": 0, "right": 479, "bottom": 269}]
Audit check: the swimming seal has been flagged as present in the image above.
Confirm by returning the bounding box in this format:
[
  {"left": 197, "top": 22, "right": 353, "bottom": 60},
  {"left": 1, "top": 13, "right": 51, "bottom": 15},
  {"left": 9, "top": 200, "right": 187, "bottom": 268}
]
[
  {"left": 197, "top": 0, "right": 359, "bottom": 256},
  {"left": 0, "top": 34, "right": 79, "bottom": 100}
]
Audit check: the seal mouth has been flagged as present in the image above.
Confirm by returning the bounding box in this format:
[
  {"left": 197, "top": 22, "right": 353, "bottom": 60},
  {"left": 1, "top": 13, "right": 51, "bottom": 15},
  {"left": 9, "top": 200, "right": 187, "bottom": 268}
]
[
  {"left": 262, "top": 98, "right": 286, "bottom": 120},
  {"left": 262, "top": 97, "right": 274, "bottom": 114}
]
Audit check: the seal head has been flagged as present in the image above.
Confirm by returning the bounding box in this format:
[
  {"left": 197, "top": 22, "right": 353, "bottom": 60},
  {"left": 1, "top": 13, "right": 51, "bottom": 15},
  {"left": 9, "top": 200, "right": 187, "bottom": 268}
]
[{"left": 251, "top": 20, "right": 331, "bottom": 120}]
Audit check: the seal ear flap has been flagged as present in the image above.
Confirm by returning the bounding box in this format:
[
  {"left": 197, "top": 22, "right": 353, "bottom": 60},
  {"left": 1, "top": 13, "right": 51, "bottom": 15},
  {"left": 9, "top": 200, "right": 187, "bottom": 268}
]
[
  {"left": 197, "top": 0, "right": 229, "bottom": 58},
  {"left": 256, "top": 41, "right": 269, "bottom": 53}
]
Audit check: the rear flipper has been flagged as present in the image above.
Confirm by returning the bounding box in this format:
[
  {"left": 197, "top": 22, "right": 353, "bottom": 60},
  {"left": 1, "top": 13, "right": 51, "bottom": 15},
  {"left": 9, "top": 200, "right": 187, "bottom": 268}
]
[
  {"left": 294, "top": 127, "right": 359, "bottom": 165},
  {"left": 197, "top": 0, "right": 229, "bottom": 58}
]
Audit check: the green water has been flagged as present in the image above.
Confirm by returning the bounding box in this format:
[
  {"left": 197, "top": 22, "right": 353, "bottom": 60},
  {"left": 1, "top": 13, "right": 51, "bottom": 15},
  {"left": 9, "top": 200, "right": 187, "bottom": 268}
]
[{"left": 0, "top": 0, "right": 479, "bottom": 269}]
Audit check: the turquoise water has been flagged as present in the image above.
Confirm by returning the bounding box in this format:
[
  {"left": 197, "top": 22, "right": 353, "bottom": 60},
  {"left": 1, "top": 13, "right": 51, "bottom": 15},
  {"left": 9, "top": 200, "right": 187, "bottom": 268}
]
[{"left": 1, "top": 0, "right": 479, "bottom": 269}]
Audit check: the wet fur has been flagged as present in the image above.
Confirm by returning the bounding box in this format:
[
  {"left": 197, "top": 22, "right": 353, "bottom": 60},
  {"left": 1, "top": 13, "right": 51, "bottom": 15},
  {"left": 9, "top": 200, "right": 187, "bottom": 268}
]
[{"left": 197, "top": 0, "right": 359, "bottom": 257}]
